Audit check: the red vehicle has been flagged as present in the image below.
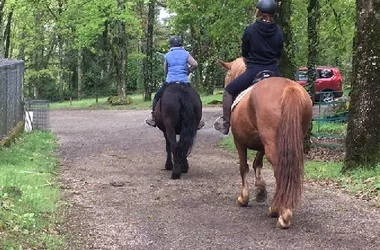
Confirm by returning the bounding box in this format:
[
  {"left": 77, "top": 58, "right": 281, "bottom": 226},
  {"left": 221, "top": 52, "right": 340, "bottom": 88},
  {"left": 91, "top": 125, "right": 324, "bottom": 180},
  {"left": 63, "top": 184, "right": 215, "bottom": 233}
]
[{"left": 295, "top": 67, "right": 343, "bottom": 102}]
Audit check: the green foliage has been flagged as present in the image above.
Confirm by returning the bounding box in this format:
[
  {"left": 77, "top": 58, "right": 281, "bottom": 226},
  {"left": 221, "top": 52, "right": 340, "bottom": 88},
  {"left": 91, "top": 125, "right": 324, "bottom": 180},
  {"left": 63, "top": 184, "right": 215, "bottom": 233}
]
[
  {"left": 0, "top": 132, "right": 64, "bottom": 249},
  {"left": 62, "top": 0, "right": 142, "bottom": 50},
  {"left": 3, "top": 0, "right": 356, "bottom": 99},
  {"left": 292, "top": 0, "right": 355, "bottom": 82}
]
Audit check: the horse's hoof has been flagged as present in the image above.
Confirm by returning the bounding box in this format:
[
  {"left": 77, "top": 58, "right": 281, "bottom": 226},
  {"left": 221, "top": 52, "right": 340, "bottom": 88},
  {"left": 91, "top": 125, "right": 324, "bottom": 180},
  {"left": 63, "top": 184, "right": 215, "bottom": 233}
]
[
  {"left": 181, "top": 168, "right": 188, "bottom": 173},
  {"left": 237, "top": 196, "right": 249, "bottom": 207},
  {"left": 255, "top": 189, "right": 267, "bottom": 203},
  {"left": 276, "top": 217, "right": 291, "bottom": 229},
  {"left": 165, "top": 163, "right": 173, "bottom": 170},
  {"left": 268, "top": 207, "right": 280, "bottom": 218},
  {"left": 171, "top": 172, "right": 181, "bottom": 179},
  {"left": 276, "top": 209, "right": 292, "bottom": 229},
  {"left": 181, "top": 163, "right": 189, "bottom": 173}
]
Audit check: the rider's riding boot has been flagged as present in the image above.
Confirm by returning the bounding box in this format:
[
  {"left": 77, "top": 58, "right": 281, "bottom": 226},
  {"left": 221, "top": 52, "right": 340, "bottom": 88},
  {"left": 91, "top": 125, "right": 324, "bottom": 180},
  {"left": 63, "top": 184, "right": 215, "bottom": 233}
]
[
  {"left": 197, "top": 120, "right": 205, "bottom": 130},
  {"left": 145, "top": 111, "right": 156, "bottom": 127},
  {"left": 214, "top": 90, "right": 234, "bottom": 135}
]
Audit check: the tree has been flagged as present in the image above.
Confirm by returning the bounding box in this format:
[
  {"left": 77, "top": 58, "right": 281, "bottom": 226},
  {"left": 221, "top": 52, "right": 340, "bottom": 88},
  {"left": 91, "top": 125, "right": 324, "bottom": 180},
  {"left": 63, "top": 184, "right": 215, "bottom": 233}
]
[
  {"left": 166, "top": 0, "right": 252, "bottom": 93},
  {"left": 343, "top": 0, "right": 380, "bottom": 171},
  {"left": 143, "top": 0, "right": 156, "bottom": 101},
  {"left": 306, "top": 0, "right": 319, "bottom": 101},
  {"left": 112, "top": 0, "right": 127, "bottom": 99},
  {"left": 3, "top": 8, "right": 12, "bottom": 58},
  {"left": 301, "top": 0, "right": 320, "bottom": 152},
  {"left": 277, "top": 0, "right": 295, "bottom": 79},
  {"left": 0, "top": 0, "right": 6, "bottom": 57}
]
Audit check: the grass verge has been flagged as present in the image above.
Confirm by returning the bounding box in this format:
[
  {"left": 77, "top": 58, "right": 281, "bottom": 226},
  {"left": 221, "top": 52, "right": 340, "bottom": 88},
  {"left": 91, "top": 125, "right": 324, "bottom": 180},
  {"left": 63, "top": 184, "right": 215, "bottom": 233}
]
[
  {"left": 50, "top": 92, "right": 224, "bottom": 110},
  {"left": 305, "top": 161, "right": 380, "bottom": 206},
  {"left": 0, "top": 131, "right": 64, "bottom": 249},
  {"left": 219, "top": 136, "right": 380, "bottom": 207}
]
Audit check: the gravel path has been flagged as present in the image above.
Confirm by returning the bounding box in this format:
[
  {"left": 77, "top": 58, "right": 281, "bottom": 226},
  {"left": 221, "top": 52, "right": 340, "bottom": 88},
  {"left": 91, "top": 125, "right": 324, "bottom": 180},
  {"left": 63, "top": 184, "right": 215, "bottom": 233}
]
[{"left": 51, "top": 108, "right": 380, "bottom": 250}]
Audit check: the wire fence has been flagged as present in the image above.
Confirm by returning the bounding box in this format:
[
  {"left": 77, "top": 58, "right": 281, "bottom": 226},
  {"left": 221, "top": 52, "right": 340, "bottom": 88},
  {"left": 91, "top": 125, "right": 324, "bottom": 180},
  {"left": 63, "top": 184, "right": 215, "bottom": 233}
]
[
  {"left": 0, "top": 59, "right": 24, "bottom": 141},
  {"left": 25, "top": 99, "right": 50, "bottom": 131},
  {"left": 311, "top": 91, "right": 348, "bottom": 148}
]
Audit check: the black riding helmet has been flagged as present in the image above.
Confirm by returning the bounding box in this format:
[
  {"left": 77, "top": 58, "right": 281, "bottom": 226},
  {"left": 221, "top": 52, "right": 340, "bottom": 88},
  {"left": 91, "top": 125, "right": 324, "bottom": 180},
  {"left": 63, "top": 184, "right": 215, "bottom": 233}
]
[
  {"left": 256, "top": 0, "right": 277, "bottom": 14},
  {"left": 169, "top": 36, "right": 182, "bottom": 47}
]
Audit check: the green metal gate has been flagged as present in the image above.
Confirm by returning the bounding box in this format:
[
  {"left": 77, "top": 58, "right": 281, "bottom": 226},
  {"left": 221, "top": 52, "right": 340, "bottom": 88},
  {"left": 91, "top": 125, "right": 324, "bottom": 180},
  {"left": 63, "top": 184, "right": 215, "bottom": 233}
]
[{"left": 311, "top": 92, "right": 348, "bottom": 148}]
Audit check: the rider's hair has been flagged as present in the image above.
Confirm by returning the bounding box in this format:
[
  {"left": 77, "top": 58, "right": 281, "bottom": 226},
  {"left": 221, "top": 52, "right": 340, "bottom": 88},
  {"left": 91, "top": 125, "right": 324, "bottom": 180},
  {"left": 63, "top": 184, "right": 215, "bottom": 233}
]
[{"left": 256, "top": 10, "right": 274, "bottom": 22}]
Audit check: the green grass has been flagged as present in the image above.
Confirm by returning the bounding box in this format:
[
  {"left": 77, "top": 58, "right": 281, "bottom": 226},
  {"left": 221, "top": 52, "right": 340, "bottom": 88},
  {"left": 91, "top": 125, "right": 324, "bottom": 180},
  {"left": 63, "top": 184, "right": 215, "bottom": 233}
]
[
  {"left": 0, "top": 132, "right": 64, "bottom": 249},
  {"left": 50, "top": 94, "right": 152, "bottom": 110},
  {"left": 312, "top": 121, "right": 347, "bottom": 136},
  {"left": 50, "top": 97, "right": 109, "bottom": 110},
  {"left": 201, "top": 92, "right": 223, "bottom": 105},
  {"left": 50, "top": 92, "right": 224, "bottom": 110},
  {"left": 305, "top": 161, "right": 380, "bottom": 206},
  {"left": 219, "top": 136, "right": 380, "bottom": 206}
]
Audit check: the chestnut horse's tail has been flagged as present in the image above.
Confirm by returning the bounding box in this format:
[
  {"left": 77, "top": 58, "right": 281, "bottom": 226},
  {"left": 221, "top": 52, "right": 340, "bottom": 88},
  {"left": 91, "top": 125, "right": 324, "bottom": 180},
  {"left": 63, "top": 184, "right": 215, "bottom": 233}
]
[{"left": 272, "top": 86, "right": 305, "bottom": 210}]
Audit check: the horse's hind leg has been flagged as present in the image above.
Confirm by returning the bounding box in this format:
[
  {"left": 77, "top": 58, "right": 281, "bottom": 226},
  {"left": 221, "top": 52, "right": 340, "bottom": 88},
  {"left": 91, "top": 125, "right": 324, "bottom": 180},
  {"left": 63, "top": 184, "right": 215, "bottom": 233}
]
[
  {"left": 164, "top": 133, "right": 173, "bottom": 170},
  {"left": 253, "top": 151, "right": 267, "bottom": 203},
  {"left": 264, "top": 142, "right": 292, "bottom": 228},
  {"left": 165, "top": 129, "right": 181, "bottom": 179},
  {"left": 262, "top": 143, "right": 281, "bottom": 219},
  {"left": 235, "top": 141, "right": 250, "bottom": 206},
  {"left": 181, "top": 158, "right": 189, "bottom": 173}
]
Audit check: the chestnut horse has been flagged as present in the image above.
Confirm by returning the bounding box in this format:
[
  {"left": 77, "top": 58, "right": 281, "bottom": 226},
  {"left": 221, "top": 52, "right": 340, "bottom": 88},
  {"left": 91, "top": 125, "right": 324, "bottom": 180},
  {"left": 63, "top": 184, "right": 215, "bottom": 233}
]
[
  {"left": 154, "top": 83, "right": 202, "bottom": 179},
  {"left": 219, "top": 57, "right": 313, "bottom": 228}
]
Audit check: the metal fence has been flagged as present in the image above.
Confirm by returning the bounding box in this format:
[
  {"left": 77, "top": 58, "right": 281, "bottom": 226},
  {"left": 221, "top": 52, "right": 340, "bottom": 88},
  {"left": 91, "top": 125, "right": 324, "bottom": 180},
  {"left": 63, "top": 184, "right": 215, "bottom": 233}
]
[
  {"left": 25, "top": 99, "right": 50, "bottom": 131},
  {"left": 311, "top": 92, "right": 348, "bottom": 148},
  {"left": 0, "top": 59, "right": 24, "bottom": 140}
]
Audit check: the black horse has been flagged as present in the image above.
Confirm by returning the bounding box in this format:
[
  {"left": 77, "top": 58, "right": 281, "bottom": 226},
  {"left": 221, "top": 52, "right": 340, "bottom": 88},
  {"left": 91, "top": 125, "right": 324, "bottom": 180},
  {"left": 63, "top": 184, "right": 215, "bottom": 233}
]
[{"left": 154, "top": 83, "right": 202, "bottom": 179}]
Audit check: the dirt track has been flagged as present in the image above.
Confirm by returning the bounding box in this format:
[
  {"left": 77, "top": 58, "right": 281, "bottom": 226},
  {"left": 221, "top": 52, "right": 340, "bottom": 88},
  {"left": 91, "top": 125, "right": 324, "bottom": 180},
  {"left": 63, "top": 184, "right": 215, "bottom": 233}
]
[{"left": 51, "top": 108, "right": 380, "bottom": 250}]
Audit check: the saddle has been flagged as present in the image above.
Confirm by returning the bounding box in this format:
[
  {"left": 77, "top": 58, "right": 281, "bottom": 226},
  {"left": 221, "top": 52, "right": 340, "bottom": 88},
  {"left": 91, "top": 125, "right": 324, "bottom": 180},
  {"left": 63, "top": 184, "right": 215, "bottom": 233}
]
[
  {"left": 166, "top": 81, "right": 189, "bottom": 86},
  {"left": 252, "top": 70, "right": 276, "bottom": 84},
  {"left": 231, "top": 70, "right": 276, "bottom": 111}
]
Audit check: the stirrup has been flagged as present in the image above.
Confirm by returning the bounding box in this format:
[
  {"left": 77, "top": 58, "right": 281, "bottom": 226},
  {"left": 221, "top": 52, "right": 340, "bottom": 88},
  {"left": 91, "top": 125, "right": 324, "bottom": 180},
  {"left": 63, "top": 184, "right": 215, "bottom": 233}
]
[
  {"left": 213, "top": 117, "right": 229, "bottom": 135},
  {"left": 145, "top": 116, "right": 156, "bottom": 127},
  {"left": 213, "top": 116, "right": 223, "bottom": 125},
  {"left": 197, "top": 120, "right": 205, "bottom": 130}
]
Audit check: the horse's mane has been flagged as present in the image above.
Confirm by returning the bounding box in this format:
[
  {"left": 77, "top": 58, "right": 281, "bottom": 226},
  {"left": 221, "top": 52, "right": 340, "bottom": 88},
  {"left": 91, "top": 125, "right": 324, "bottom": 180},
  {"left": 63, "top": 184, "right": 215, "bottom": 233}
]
[
  {"left": 230, "top": 57, "right": 246, "bottom": 78},
  {"left": 219, "top": 57, "right": 246, "bottom": 87}
]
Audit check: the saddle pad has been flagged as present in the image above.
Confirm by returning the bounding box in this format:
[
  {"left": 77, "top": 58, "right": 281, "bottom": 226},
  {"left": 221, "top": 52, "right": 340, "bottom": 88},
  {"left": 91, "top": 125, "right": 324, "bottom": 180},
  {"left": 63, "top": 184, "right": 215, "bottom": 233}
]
[{"left": 231, "top": 85, "right": 254, "bottom": 111}]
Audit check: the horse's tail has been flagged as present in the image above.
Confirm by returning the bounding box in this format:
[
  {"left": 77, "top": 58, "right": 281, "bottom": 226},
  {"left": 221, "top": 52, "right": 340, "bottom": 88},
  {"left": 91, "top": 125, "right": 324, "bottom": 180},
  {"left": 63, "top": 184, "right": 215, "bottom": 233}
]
[
  {"left": 272, "top": 86, "right": 305, "bottom": 210},
  {"left": 177, "top": 87, "right": 197, "bottom": 156}
]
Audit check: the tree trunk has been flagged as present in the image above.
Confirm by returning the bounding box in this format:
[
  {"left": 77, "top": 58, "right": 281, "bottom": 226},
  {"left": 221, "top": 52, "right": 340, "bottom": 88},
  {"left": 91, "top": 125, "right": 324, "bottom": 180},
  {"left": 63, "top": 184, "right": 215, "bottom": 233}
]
[
  {"left": 58, "top": 0, "right": 64, "bottom": 101},
  {"left": 115, "top": 0, "right": 126, "bottom": 99},
  {"left": 58, "top": 38, "right": 64, "bottom": 101},
  {"left": 0, "top": 0, "right": 6, "bottom": 57},
  {"left": 307, "top": 0, "right": 319, "bottom": 101},
  {"left": 276, "top": 0, "right": 295, "bottom": 80},
  {"left": 4, "top": 10, "right": 12, "bottom": 58},
  {"left": 18, "top": 30, "right": 25, "bottom": 60},
  {"left": 190, "top": 24, "right": 203, "bottom": 88},
  {"left": 77, "top": 50, "right": 83, "bottom": 100},
  {"left": 144, "top": 0, "right": 156, "bottom": 101},
  {"left": 343, "top": 0, "right": 380, "bottom": 171},
  {"left": 304, "top": 0, "right": 319, "bottom": 152}
]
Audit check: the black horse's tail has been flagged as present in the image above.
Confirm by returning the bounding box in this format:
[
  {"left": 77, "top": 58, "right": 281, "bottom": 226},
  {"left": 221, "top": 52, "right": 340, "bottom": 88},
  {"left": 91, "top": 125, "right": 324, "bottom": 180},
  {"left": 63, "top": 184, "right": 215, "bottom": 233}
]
[{"left": 176, "top": 87, "right": 197, "bottom": 156}]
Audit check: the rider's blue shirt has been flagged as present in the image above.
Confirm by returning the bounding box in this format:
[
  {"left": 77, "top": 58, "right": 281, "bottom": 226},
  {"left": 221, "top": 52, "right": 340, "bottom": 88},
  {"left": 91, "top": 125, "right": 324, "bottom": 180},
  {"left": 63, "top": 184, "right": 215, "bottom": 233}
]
[{"left": 165, "top": 47, "right": 190, "bottom": 84}]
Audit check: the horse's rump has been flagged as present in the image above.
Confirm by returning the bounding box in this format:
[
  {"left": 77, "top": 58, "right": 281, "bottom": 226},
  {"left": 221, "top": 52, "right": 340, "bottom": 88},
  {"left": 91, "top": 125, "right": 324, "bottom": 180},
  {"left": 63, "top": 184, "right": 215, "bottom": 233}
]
[
  {"left": 156, "top": 84, "right": 201, "bottom": 134},
  {"left": 231, "top": 77, "right": 311, "bottom": 149}
]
